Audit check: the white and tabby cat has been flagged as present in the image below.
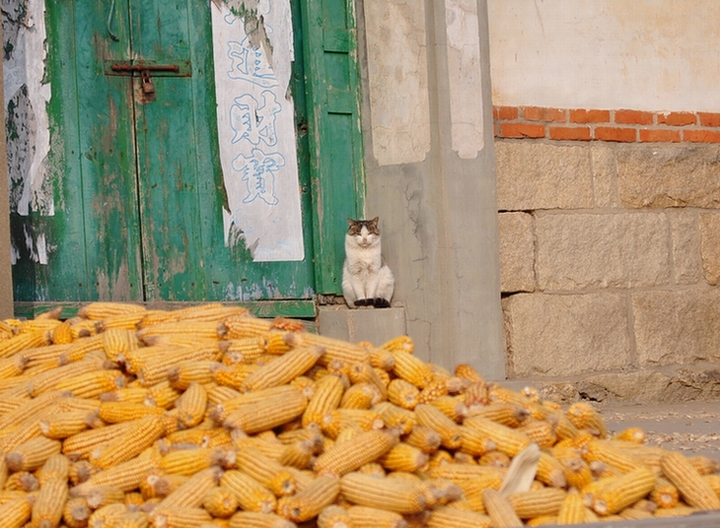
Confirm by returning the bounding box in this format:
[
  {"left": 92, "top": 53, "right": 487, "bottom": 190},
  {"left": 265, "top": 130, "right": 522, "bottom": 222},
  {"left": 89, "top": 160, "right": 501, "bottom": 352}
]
[{"left": 342, "top": 217, "right": 394, "bottom": 308}]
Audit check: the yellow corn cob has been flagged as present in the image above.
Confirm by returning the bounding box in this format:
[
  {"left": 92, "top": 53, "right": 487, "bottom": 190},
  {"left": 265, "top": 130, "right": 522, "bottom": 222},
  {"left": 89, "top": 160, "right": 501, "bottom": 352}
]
[
  {"left": 555, "top": 488, "right": 585, "bottom": 525},
  {"left": 348, "top": 362, "right": 388, "bottom": 397},
  {"left": 27, "top": 358, "right": 107, "bottom": 397},
  {"left": 3, "top": 470, "right": 39, "bottom": 491},
  {"left": 339, "top": 382, "right": 380, "bottom": 410},
  {"left": 552, "top": 412, "right": 580, "bottom": 441},
  {"left": 0, "top": 404, "right": 65, "bottom": 454},
  {"left": 612, "top": 426, "right": 646, "bottom": 444},
  {"left": 37, "top": 452, "right": 70, "bottom": 485},
  {"left": 405, "top": 425, "right": 442, "bottom": 454},
  {"left": 159, "top": 448, "right": 218, "bottom": 476},
  {"left": 425, "top": 506, "right": 493, "bottom": 528},
  {"left": 239, "top": 345, "right": 324, "bottom": 392},
  {"left": 220, "top": 337, "right": 266, "bottom": 364},
  {"left": 462, "top": 380, "right": 490, "bottom": 407},
  {"left": 115, "top": 511, "right": 150, "bottom": 528},
  {"left": 279, "top": 438, "right": 317, "bottom": 469},
  {"left": 506, "top": 488, "right": 566, "bottom": 519},
  {"left": 137, "top": 346, "right": 222, "bottom": 386},
  {"left": 210, "top": 385, "right": 300, "bottom": 424},
  {"left": 167, "top": 361, "right": 218, "bottom": 390},
  {"left": 50, "top": 321, "right": 75, "bottom": 345},
  {"left": 99, "top": 386, "right": 149, "bottom": 404},
  {"left": 278, "top": 474, "right": 340, "bottom": 522},
  {"left": 157, "top": 466, "right": 223, "bottom": 509},
  {"left": 136, "top": 320, "right": 225, "bottom": 343},
  {"left": 378, "top": 442, "right": 429, "bottom": 473},
  {"left": 155, "top": 304, "right": 248, "bottom": 324},
  {"left": 78, "top": 302, "right": 146, "bottom": 320},
  {"left": 481, "top": 488, "right": 523, "bottom": 527},
  {"left": 79, "top": 485, "right": 126, "bottom": 509},
  {"left": 90, "top": 415, "right": 166, "bottom": 469},
  {"left": 372, "top": 401, "right": 416, "bottom": 435},
  {"left": 96, "top": 312, "right": 147, "bottom": 333},
  {"left": 5, "top": 436, "right": 62, "bottom": 472},
  {"left": 55, "top": 369, "right": 126, "bottom": 398},
  {"left": 463, "top": 416, "right": 533, "bottom": 457},
  {"left": 453, "top": 451, "right": 476, "bottom": 465},
  {"left": 151, "top": 507, "right": 213, "bottom": 528},
  {"left": 454, "top": 363, "right": 484, "bottom": 383},
  {"left": 0, "top": 391, "right": 65, "bottom": 430},
  {"left": 222, "top": 388, "right": 307, "bottom": 433},
  {"left": 141, "top": 470, "right": 189, "bottom": 499},
  {"left": 428, "top": 395, "right": 467, "bottom": 422},
  {"left": 591, "top": 465, "right": 656, "bottom": 515},
  {"left": 285, "top": 332, "right": 370, "bottom": 367},
  {"left": 88, "top": 503, "right": 129, "bottom": 527},
  {"left": 427, "top": 461, "right": 506, "bottom": 484},
  {"left": 262, "top": 332, "right": 293, "bottom": 356},
  {"left": 558, "top": 456, "right": 593, "bottom": 490},
  {"left": 0, "top": 355, "right": 28, "bottom": 380},
  {"left": 228, "top": 511, "right": 296, "bottom": 528},
  {"left": 0, "top": 330, "right": 51, "bottom": 360},
  {"left": 218, "top": 314, "right": 274, "bottom": 339},
  {"left": 583, "top": 439, "right": 644, "bottom": 473},
  {"left": 98, "top": 402, "right": 165, "bottom": 423},
  {"left": 536, "top": 451, "right": 568, "bottom": 488},
  {"left": 62, "top": 497, "right": 91, "bottom": 528},
  {"left": 205, "top": 384, "right": 242, "bottom": 405},
  {"left": 458, "top": 426, "right": 498, "bottom": 457},
  {"left": 653, "top": 504, "right": 699, "bottom": 518},
  {"left": 123, "top": 490, "right": 146, "bottom": 507},
  {"left": 660, "top": 451, "right": 720, "bottom": 510},
  {"left": 220, "top": 469, "right": 277, "bottom": 513},
  {"left": 146, "top": 380, "right": 182, "bottom": 408},
  {"left": 234, "top": 447, "right": 296, "bottom": 497},
  {"left": 202, "top": 486, "right": 238, "bottom": 518},
  {"left": 30, "top": 476, "right": 69, "bottom": 527},
  {"left": 340, "top": 472, "right": 427, "bottom": 514},
  {"left": 478, "top": 450, "right": 511, "bottom": 468},
  {"left": 68, "top": 460, "right": 100, "bottom": 486},
  {"left": 414, "top": 404, "right": 463, "bottom": 449},
  {"left": 313, "top": 428, "right": 399, "bottom": 477},
  {"left": 650, "top": 476, "right": 680, "bottom": 509},
  {"left": 381, "top": 335, "right": 415, "bottom": 354},
  {"left": 211, "top": 363, "right": 260, "bottom": 389},
  {"left": 317, "top": 504, "right": 352, "bottom": 528},
  {"left": 689, "top": 455, "right": 719, "bottom": 475},
  {"left": 517, "top": 420, "right": 556, "bottom": 449},
  {"left": 0, "top": 496, "right": 33, "bottom": 527},
  {"left": 59, "top": 335, "right": 104, "bottom": 364},
  {"left": 62, "top": 420, "right": 134, "bottom": 457},
  {"left": 417, "top": 377, "right": 450, "bottom": 404},
  {"left": 567, "top": 402, "right": 607, "bottom": 438},
  {"left": 301, "top": 373, "right": 345, "bottom": 428},
  {"left": 174, "top": 382, "right": 208, "bottom": 428},
  {"left": 391, "top": 350, "right": 434, "bottom": 389}
]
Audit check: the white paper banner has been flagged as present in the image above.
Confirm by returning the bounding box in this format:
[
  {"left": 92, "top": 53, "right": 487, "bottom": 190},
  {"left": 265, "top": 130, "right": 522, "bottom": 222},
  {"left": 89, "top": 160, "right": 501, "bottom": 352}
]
[{"left": 211, "top": 1, "right": 305, "bottom": 261}]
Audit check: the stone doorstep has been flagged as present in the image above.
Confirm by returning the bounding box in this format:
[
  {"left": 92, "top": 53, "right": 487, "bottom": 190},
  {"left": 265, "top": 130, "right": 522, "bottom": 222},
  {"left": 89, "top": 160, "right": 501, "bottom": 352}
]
[
  {"left": 316, "top": 304, "right": 407, "bottom": 347},
  {"left": 498, "top": 363, "right": 720, "bottom": 405}
]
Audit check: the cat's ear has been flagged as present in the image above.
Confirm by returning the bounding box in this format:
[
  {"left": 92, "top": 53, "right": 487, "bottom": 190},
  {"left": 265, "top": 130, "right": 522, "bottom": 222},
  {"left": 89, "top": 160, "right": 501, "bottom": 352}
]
[
  {"left": 347, "top": 217, "right": 355, "bottom": 226},
  {"left": 370, "top": 217, "right": 379, "bottom": 227}
]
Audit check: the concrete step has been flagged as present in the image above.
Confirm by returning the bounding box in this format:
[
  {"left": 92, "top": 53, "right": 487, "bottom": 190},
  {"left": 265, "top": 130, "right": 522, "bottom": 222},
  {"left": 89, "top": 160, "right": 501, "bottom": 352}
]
[{"left": 317, "top": 304, "right": 406, "bottom": 346}]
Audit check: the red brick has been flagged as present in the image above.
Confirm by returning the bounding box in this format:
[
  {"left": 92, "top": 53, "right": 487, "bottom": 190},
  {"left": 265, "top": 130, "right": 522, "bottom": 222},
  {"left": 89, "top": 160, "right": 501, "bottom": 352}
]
[
  {"left": 569, "top": 109, "right": 611, "bottom": 124},
  {"left": 698, "top": 112, "right": 720, "bottom": 127},
  {"left": 594, "top": 126, "right": 637, "bottom": 142},
  {"left": 522, "top": 106, "right": 567, "bottom": 122},
  {"left": 615, "top": 109, "right": 654, "bottom": 125},
  {"left": 657, "top": 112, "right": 697, "bottom": 126},
  {"left": 493, "top": 106, "right": 519, "bottom": 120},
  {"left": 683, "top": 129, "right": 720, "bottom": 143},
  {"left": 499, "top": 123, "right": 546, "bottom": 139},
  {"left": 638, "top": 129, "right": 681, "bottom": 142},
  {"left": 548, "top": 126, "right": 591, "bottom": 141}
]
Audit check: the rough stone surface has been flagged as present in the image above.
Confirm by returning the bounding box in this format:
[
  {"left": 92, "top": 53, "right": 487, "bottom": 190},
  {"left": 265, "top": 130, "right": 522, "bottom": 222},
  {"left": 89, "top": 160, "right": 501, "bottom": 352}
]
[
  {"left": 669, "top": 210, "right": 702, "bottom": 285},
  {"left": 575, "top": 370, "right": 674, "bottom": 403},
  {"left": 536, "top": 212, "right": 671, "bottom": 290},
  {"left": 590, "top": 144, "right": 620, "bottom": 208},
  {"left": 616, "top": 144, "right": 720, "bottom": 208},
  {"left": 495, "top": 141, "right": 594, "bottom": 211},
  {"left": 633, "top": 289, "right": 720, "bottom": 366},
  {"left": 699, "top": 212, "right": 720, "bottom": 286},
  {"left": 317, "top": 305, "right": 407, "bottom": 346},
  {"left": 503, "top": 292, "right": 631, "bottom": 377},
  {"left": 498, "top": 212, "right": 535, "bottom": 293}
]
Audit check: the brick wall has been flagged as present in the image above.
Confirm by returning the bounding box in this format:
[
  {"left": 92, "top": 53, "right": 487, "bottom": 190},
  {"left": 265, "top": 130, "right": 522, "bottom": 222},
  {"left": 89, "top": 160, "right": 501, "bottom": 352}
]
[{"left": 494, "top": 106, "right": 720, "bottom": 400}]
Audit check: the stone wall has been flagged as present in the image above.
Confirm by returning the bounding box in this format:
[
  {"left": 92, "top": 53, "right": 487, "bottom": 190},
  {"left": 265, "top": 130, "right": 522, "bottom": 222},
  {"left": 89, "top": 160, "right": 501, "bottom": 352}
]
[{"left": 497, "top": 139, "right": 720, "bottom": 401}]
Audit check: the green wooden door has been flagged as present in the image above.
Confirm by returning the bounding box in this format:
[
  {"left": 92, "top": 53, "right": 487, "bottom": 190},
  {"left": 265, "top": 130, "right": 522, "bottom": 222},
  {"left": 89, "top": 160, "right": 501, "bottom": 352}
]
[{"left": 14, "top": 0, "right": 346, "bottom": 317}]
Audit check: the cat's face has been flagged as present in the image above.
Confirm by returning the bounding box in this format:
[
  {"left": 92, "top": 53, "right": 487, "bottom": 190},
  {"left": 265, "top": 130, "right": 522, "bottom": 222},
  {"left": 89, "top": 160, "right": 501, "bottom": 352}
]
[{"left": 347, "top": 217, "right": 380, "bottom": 247}]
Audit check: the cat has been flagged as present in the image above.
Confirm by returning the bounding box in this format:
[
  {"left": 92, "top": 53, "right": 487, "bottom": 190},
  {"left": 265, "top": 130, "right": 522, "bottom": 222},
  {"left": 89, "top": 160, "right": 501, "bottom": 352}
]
[{"left": 342, "top": 217, "right": 394, "bottom": 308}]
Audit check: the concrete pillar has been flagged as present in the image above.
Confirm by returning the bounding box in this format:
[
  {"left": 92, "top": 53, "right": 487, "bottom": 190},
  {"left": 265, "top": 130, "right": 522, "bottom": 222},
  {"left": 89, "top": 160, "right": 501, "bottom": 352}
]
[
  {"left": 357, "top": 0, "right": 504, "bottom": 378},
  {"left": 0, "top": 20, "right": 13, "bottom": 318}
]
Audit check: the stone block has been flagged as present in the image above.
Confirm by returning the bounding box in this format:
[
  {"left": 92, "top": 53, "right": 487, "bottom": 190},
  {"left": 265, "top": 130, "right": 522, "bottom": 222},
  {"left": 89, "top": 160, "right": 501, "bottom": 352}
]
[
  {"left": 498, "top": 212, "right": 535, "bottom": 293},
  {"left": 699, "top": 213, "right": 720, "bottom": 285},
  {"left": 495, "top": 141, "right": 594, "bottom": 211},
  {"left": 590, "top": 144, "right": 620, "bottom": 208},
  {"left": 536, "top": 212, "right": 671, "bottom": 290},
  {"left": 317, "top": 305, "right": 406, "bottom": 347},
  {"left": 632, "top": 289, "right": 720, "bottom": 366},
  {"left": 503, "top": 292, "right": 631, "bottom": 377},
  {"left": 616, "top": 144, "right": 720, "bottom": 208},
  {"left": 669, "top": 210, "right": 702, "bottom": 285}
]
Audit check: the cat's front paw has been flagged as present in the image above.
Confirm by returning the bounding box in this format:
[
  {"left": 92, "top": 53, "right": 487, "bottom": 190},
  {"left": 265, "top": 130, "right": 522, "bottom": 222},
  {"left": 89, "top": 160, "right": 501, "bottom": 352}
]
[
  {"left": 354, "top": 299, "right": 370, "bottom": 307},
  {"left": 372, "top": 298, "right": 391, "bottom": 308}
]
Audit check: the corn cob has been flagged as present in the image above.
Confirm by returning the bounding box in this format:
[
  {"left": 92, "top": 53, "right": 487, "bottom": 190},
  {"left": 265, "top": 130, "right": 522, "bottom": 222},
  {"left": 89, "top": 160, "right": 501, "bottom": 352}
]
[
  {"left": 59, "top": 335, "right": 104, "bottom": 364},
  {"left": 78, "top": 302, "right": 146, "bottom": 320},
  {"left": 660, "top": 451, "right": 720, "bottom": 510},
  {"left": 405, "top": 425, "right": 442, "bottom": 454},
  {"left": 649, "top": 476, "right": 679, "bottom": 509},
  {"left": 348, "top": 362, "right": 388, "bottom": 397},
  {"left": 220, "top": 469, "right": 277, "bottom": 513},
  {"left": 379, "top": 442, "right": 430, "bottom": 473},
  {"left": 26, "top": 358, "right": 107, "bottom": 397},
  {"left": 482, "top": 488, "right": 523, "bottom": 527},
  {"left": 168, "top": 361, "right": 218, "bottom": 390},
  {"left": 0, "top": 496, "right": 33, "bottom": 527},
  {"left": 223, "top": 388, "right": 307, "bottom": 433},
  {"left": 555, "top": 488, "right": 585, "bottom": 525},
  {"left": 137, "top": 346, "right": 222, "bottom": 386},
  {"left": 340, "top": 472, "right": 427, "bottom": 514},
  {"left": 317, "top": 504, "right": 352, "bottom": 528},
  {"left": 30, "top": 476, "right": 68, "bottom": 527},
  {"left": 462, "top": 416, "right": 533, "bottom": 457},
  {"left": 339, "top": 382, "right": 379, "bottom": 410},
  {"left": 218, "top": 314, "right": 274, "bottom": 339},
  {"left": 234, "top": 447, "right": 296, "bottom": 496},
  {"left": 284, "top": 332, "right": 369, "bottom": 367},
  {"left": 566, "top": 402, "right": 607, "bottom": 438},
  {"left": 0, "top": 330, "right": 51, "bottom": 360},
  {"left": 653, "top": 504, "right": 699, "bottom": 518},
  {"left": 151, "top": 506, "right": 214, "bottom": 528},
  {"left": 136, "top": 321, "right": 225, "bottom": 343},
  {"left": 428, "top": 395, "right": 467, "bottom": 422},
  {"left": 591, "top": 465, "right": 656, "bottom": 515},
  {"left": 583, "top": 440, "right": 644, "bottom": 473},
  {"left": 90, "top": 415, "right": 166, "bottom": 469},
  {"left": 174, "top": 382, "right": 208, "bottom": 428},
  {"left": 157, "top": 466, "right": 223, "bottom": 509},
  {"left": 211, "top": 363, "right": 260, "bottom": 389},
  {"left": 219, "top": 337, "right": 266, "bottom": 364},
  {"left": 72, "top": 448, "right": 159, "bottom": 493},
  {"left": 239, "top": 345, "right": 324, "bottom": 392},
  {"left": 97, "top": 402, "right": 165, "bottom": 423},
  {"left": 145, "top": 380, "right": 182, "bottom": 408},
  {"left": 381, "top": 335, "right": 415, "bottom": 354},
  {"left": 313, "top": 428, "right": 399, "bottom": 477},
  {"left": 202, "top": 486, "right": 238, "bottom": 518},
  {"left": 612, "top": 426, "right": 645, "bottom": 443},
  {"left": 160, "top": 448, "right": 219, "bottom": 476},
  {"left": 3, "top": 470, "right": 39, "bottom": 491},
  {"left": 372, "top": 401, "right": 416, "bottom": 435},
  {"left": 279, "top": 438, "right": 317, "bottom": 469},
  {"left": 62, "top": 420, "right": 133, "bottom": 457},
  {"left": 68, "top": 460, "right": 100, "bottom": 486},
  {"left": 78, "top": 485, "right": 126, "bottom": 509},
  {"left": 0, "top": 355, "right": 28, "bottom": 381},
  {"left": 414, "top": 404, "right": 462, "bottom": 449},
  {"left": 457, "top": 426, "right": 497, "bottom": 457},
  {"left": 301, "top": 374, "right": 344, "bottom": 428},
  {"left": 391, "top": 350, "right": 434, "bottom": 389},
  {"left": 37, "top": 452, "right": 70, "bottom": 485},
  {"left": 264, "top": 331, "right": 293, "bottom": 355},
  {"left": 517, "top": 419, "right": 556, "bottom": 448},
  {"left": 96, "top": 312, "right": 147, "bottom": 333},
  {"left": 689, "top": 454, "right": 719, "bottom": 475},
  {"left": 62, "top": 497, "right": 91, "bottom": 528},
  {"left": 205, "top": 384, "right": 242, "bottom": 405},
  {"left": 278, "top": 474, "right": 340, "bottom": 522},
  {"left": 227, "top": 511, "right": 296, "bottom": 528},
  {"left": 558, "top": 455, "right": 593, "bottom": 490},
  {"left": 5, "top": 435, "right": 61, "bottom": 472},
  {"left": 115, "top": 511, "right": 150, "bottom": 528},
  {"left": 506, "top": 488, "right": 566, "bottom": 519},
  {"left": 54, "top": 369, "right": 126, "bottom": 398},
  {"left": 426, "top": 506, "right": 493, "bottom": 528}
]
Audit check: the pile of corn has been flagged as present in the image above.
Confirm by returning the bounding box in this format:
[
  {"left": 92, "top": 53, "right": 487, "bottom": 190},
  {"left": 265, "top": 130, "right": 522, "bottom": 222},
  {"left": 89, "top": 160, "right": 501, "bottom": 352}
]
[{"left": 0, "top": 303, "right": 719, "bottom": 528}]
